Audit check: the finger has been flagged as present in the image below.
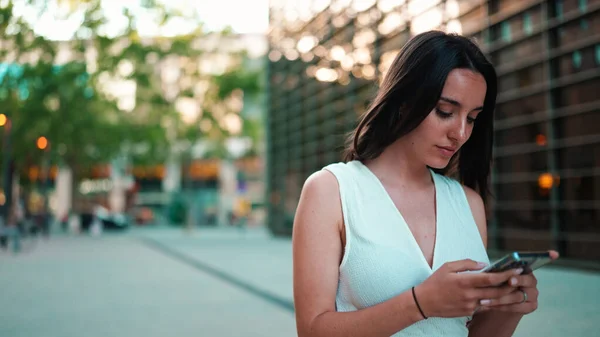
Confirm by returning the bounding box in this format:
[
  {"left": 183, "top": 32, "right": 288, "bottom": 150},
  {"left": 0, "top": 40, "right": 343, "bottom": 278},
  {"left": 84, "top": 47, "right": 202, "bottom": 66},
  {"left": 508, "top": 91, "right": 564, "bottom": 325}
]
[
  {"left": 485, "top": 302, "right": 536, "bottom": 314},
  {"left": 476, "top": 284, "right": 515, "bottom": 300},
  {"left": 471, "top": 267, "right": 524, "bottom": 287},
  {"left": 508, "top": 274, "right": 538, "bottom": 288},
  {"left": 549, "top": 250, "right": 560, "bottom": 260},
  {"left": 479, "top": 290, "right": 527, "bottom": 307},
  {"left": 446, "top": 259, "right": 488, "bottom": 273}
]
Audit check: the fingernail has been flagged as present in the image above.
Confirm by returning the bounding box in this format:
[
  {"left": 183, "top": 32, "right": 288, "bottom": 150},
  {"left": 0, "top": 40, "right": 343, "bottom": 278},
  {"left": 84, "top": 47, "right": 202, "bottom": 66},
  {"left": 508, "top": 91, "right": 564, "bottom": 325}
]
[
  {"left": 477, "top": 262, "right": 488, "bottom": 268},
  {"left": 480, "top": 299, "right": 491, "bottom": 305},
  {"left": 514, "top": 268, "right": 523, "bottom": 275},
  {"left": 510, "top": 277, "right": 518, "bottom": 286}
]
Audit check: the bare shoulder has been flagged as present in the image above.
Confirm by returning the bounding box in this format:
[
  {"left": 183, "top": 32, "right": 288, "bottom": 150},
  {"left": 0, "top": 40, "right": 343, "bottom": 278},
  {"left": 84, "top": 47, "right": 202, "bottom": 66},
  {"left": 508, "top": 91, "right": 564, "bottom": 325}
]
[
  {"left": 302, "top": 169, "right": 340, "bottom": 198},
  {"left": 461, "top": 185, "right": 487, "bottom": 247},
  {"left": 294, "top": 169, "right": 343, "bottom": 232},
  {"left": 462, "top": 185, "right": 484, "bottom": 214}
]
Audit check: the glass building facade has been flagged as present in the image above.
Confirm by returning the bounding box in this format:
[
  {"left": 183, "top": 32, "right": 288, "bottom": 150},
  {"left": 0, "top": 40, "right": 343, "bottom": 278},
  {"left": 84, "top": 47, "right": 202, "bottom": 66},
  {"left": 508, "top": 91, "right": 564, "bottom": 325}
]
[{"left": 266, "top": 0, "right": 600, "bottom": 264}]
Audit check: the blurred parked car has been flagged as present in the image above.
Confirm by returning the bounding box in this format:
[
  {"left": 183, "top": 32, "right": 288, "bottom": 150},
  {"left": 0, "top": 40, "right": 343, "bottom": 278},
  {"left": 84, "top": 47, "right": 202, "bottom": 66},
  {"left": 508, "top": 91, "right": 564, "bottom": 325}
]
[{"left": 79, "top": 205, "right": 130, "bottom": 231}]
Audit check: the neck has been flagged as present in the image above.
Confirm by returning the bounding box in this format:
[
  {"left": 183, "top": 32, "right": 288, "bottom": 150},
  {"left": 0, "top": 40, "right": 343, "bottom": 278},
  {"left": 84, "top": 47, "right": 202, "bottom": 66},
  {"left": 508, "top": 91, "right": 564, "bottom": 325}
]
[{"left": 364, "top": 140, "right": 432, "bottom": 188}]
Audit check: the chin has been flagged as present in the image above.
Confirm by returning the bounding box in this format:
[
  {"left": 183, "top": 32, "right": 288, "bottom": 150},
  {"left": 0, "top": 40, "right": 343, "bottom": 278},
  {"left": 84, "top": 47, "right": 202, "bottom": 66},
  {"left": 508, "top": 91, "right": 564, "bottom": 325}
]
[{"left": 426, "top": 158, "right": 451, "bottom": 170}]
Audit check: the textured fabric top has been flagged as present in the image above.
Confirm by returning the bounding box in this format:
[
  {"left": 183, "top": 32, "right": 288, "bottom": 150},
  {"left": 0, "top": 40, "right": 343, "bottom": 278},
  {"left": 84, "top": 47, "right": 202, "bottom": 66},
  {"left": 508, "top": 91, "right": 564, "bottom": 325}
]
[{"left": 323, "top": 160, "right": 489, "bottom": 337}]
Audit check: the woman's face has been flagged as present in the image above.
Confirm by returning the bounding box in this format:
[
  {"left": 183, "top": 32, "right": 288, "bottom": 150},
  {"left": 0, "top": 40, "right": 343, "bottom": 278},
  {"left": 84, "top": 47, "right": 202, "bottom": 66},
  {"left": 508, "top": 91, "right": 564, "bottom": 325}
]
[{"left": 403, "top": 68, "right": 487, "bottom": 169}]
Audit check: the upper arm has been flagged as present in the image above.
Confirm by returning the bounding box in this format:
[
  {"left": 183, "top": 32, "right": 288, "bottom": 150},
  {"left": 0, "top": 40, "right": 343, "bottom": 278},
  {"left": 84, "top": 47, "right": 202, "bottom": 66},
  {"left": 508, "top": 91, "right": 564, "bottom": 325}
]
[
  {"left": 462, "top": 186, "right": 488, "bottom": 249},
  {"left": 292, "top": 169, "right": 344, "bottom": 335}
]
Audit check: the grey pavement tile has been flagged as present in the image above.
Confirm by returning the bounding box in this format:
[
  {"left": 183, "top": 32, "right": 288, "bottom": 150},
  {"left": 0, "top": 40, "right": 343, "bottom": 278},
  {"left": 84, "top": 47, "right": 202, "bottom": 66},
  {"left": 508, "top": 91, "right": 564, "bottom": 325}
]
[
  {"left": 137, "top": 226, "right": 600, "bottom": 337},
  {"left": 0, "top": 234, "right": 296, "bottom": 337},
  {"left": 3, "top": 225, "right": 599, "bottom": 337}
]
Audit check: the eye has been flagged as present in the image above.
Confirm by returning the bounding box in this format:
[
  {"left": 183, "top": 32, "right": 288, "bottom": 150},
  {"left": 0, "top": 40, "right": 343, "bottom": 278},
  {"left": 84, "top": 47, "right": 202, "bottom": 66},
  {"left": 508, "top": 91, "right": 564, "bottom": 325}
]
[
  {"left": 435, "top": 108, "right": 452, "bottom": 118},
  {"left": 467, "top": 116, "right": 477, "bottom": 124}
]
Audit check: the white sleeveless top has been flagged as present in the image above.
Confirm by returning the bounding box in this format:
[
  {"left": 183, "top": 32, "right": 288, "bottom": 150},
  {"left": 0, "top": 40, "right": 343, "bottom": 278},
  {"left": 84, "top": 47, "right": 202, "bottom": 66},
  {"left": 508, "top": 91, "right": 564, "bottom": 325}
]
[{"left": 324, "top": 161, "right": 490, "bottom": 337}]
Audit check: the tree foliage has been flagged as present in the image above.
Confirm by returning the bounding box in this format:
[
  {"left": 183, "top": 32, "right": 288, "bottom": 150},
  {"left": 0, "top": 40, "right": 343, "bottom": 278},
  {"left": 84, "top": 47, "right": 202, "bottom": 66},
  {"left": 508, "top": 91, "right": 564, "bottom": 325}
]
[{"left": 0, "top": 0, "right": 265, "bottom": 177}]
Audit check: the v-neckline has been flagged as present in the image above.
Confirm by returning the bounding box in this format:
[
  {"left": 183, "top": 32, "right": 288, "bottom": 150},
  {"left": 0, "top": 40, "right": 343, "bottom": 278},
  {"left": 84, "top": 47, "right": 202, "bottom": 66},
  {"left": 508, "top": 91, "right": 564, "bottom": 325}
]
[{"left": 357, "top": 161, "right": 440, "bottom": 272}]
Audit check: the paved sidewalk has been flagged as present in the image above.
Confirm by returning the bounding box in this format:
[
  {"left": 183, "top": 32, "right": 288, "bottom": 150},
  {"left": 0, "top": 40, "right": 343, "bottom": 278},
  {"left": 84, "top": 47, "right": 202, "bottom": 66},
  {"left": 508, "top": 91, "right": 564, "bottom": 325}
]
[
  {"left": 1, "top": 225, "right": 599, "bottom": 337},
  {"left": 0, "top": 230, "right": 296, "bottom": 337},
  {"left": 137, "top": 226, "right": 294, "bottom": 306},
  {"left": 137, "top": 225, "right": 600, "bottom": 337}
]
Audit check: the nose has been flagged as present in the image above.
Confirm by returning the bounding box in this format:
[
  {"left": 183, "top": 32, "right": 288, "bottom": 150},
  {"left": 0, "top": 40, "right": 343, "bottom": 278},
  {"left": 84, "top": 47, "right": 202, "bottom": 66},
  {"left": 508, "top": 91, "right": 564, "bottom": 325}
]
[{"left": 449, "top": 119, "right": 470, "bottom": 144}]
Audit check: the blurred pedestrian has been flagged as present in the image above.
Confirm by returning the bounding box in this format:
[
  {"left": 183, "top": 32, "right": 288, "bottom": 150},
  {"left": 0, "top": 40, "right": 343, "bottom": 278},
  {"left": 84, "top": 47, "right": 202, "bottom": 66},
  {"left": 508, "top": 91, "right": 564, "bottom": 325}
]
[
  {"left": 0, "top": 210, "right": 6, "bottom": 249},
  {"left": 292, "top": 31, "right": 558, "bottom": 337},
  {"left": 0, "top": 206, "right": 21, "bottom": 252},
  {"left": 60, "top": 211, "right": 69, "bottom": 232},
  {"left": 234, "top": 196, "right": 251, "bottom": 231}
]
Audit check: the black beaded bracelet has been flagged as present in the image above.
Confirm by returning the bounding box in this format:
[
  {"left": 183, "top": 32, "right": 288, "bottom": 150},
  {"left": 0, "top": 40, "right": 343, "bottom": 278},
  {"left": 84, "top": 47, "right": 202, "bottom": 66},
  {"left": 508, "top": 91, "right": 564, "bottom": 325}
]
[{"left": 411, "top": 286, "right": 428, "bottom": 320}]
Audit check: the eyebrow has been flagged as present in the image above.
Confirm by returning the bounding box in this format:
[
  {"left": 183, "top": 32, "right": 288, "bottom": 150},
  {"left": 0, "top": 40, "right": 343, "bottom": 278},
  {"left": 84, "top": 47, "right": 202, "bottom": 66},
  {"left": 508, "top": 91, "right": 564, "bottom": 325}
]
[{"left": 439, "top": 96, "right": 484, "bottom": 111}]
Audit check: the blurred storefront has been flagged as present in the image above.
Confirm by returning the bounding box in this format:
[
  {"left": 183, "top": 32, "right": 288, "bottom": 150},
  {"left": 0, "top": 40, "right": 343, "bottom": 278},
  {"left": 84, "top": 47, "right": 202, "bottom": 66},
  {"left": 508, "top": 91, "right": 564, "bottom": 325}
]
[{"left": 266, "top": 0, "right": 600, "bottom": 265}]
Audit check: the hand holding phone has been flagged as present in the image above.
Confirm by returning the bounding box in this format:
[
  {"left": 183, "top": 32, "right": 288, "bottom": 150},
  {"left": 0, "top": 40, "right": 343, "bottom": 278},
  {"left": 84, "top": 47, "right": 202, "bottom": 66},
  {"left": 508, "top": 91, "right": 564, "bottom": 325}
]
[
  {"left": 481, "top": 251, "right": 557, "bottom": 274},
  {"left": 472, "top": 251, "right": 559, "bottom": 316}
]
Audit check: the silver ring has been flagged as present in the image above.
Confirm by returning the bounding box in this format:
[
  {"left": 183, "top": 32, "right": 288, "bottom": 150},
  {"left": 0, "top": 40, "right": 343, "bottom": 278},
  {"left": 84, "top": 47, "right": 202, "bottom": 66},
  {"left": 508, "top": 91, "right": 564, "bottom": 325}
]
[{"left": 519, "top": 289, "right": 528, "bottom": 304}]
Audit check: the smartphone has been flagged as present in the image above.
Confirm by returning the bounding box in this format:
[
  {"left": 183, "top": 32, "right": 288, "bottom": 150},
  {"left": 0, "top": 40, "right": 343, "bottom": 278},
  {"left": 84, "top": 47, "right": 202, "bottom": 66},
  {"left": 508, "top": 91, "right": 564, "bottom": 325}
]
[{"left": 480, "top": 251, "right": 553, "bottom": 274}]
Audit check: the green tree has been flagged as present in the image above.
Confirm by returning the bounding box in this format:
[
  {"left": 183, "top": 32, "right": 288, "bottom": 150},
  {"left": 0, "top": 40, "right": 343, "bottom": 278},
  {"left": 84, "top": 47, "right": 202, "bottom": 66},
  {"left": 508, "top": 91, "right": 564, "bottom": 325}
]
[{"left": 0, "top": 0, "right": 265, "bottom": 210}]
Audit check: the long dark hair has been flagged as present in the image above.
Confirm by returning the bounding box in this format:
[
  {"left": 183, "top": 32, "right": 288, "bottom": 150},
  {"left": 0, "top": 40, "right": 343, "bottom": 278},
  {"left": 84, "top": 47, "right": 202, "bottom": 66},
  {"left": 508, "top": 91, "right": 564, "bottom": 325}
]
[{"left": 343, "top": 31, "right": 497, "bottom": 203}]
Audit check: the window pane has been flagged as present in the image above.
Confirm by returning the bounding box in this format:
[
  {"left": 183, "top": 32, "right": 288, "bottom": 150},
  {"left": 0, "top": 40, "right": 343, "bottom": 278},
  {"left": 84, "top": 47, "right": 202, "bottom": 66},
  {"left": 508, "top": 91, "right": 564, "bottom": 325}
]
[
  {"left": 498, "top": 64, "right": 545, "bottom": 92},
  {"left": 580, "top": 18, "right": 589, "bottom": 31},
  {"left": 558, "top": 0, "right": 583, "bottom": 13},
  {"left": 572, "top": 50, "right": 583, "bottom": 69},
  {"left": 493, "top": 37, "right": 545, "bottom": 66},
  {"left": 502, "top": 21, "right": 512, "bottom": 42},
  {"left": 555, "top": 111, "right": 600, "bottom": 139},
  {"left": 557, "top": 143, "right": 600, "bottom": 170},
  {"left": 495, "top": 179, "right": 554, "bottom": 250},
  {"left": 496, "top": 122, "right": 547, "bottom": 146},
  {"left": 496, "top": 209, "right": 551, "bottom": 230},
  {"left": 558, "top": 174, "right": 600, "bottom": 261},
  {"left": 523, "top": 12, "right": 533, "bottom": 35},
  {"left": 495, "top": 151, "right": 548, "bottom": 174},
  {"left": 557, "top": 45, "right": 599, "bottom": 77},
  {"left": 559, "top": 176, "right": 599, "bottom": 214},
  {"left": 555, "top": 0, "right": 564, "bottom": 20},
  {"left": 563, "top": 235, "right": 600, "bottom": 261},
  {"left": 496, "top": 181, "right": 551, "bottom": 202},
  {"left": 551, "top": 10, "right": 600, "bottom": 46},
  {"left": 557, "top": 79, "right": 600, "bottom": 106},
  {"left": 496, "top": 93, "right": 547, "bottom": 119}
]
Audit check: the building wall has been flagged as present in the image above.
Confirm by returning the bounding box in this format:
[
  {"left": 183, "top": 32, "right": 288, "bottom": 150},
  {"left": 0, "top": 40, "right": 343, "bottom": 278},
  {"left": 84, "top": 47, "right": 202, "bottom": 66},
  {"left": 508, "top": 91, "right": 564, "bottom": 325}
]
[{"left": 266, "top": 0, "right": 600, "bottom": 263}]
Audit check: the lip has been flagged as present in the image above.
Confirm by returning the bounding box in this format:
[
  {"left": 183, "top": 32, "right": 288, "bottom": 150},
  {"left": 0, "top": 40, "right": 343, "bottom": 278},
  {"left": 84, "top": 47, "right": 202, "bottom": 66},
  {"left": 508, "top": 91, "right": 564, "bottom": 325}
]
[{"left": 436, "top": 145, "right": 457, "bottom": 157}]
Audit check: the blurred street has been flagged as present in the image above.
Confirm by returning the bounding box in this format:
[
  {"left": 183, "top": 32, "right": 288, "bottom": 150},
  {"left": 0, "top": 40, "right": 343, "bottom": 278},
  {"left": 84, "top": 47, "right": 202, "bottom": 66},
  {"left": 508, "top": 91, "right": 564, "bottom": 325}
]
[{"left": 1, "top": 225, "right": 599, "bottom": 337}]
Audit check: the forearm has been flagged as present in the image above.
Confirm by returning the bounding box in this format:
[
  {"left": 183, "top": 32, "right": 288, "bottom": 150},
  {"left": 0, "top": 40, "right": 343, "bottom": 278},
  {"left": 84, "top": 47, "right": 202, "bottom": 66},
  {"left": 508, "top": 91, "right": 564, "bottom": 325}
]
[
  {"left": 301, "top": 291, "right": 424, "bottom": 337},
  {"left": 468, "top": 311, "right": 523, "bottom": 337}
]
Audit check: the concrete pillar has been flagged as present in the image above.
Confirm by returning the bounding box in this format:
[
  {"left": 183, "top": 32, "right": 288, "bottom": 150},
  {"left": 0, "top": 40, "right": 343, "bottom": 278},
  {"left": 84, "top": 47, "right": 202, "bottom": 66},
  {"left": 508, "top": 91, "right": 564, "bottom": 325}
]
[
  {"left": 218, "top": 159, "right": 237, "bottom": 227},
  {"left": 109, "top": 158, "right": 127, "bottom": 213},
  {"left": 163, "top": 157, "right": 182, "bottom": 193},
  {"left": 55, "top": 168, "right": 72, "bottom": 219}
]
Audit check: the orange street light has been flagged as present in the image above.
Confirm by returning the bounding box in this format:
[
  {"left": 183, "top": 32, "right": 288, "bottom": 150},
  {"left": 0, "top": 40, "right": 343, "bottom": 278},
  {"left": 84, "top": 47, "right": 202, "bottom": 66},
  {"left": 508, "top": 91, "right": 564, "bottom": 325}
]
[
  {"left": 538, "top": 173, "right": 554, "bottom": 189},
  {"left": 0, "top": 113, "right": 6, "bottom": 127},
  {"left": 535, "top": 134, "right": 547, "bottom": 146},
  {"left": 37, "top": 136, "right": 48, "bottom": 150}
]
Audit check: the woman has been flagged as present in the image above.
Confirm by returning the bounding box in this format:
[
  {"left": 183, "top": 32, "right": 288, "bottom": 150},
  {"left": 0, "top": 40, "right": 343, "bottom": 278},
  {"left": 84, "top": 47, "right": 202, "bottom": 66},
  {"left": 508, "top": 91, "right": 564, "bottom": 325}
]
[{"left": 292, "top": 31, "right": 559, "bottom": 337}]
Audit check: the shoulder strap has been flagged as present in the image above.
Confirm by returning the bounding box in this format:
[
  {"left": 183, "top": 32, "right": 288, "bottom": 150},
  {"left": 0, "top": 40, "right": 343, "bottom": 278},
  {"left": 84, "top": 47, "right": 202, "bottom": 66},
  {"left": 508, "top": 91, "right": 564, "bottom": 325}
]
[
  {"left": 432, "top": 174, "right": 467, "bottom": 218},
  {"left": 323, "top": 162, "right": 362, "bottom": 268},
  {"left": 322, "top": 162, "right": 353, "bottom": 224}
]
